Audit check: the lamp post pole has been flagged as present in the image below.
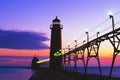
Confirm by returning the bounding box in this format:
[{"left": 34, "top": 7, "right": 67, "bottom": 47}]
[
  {"left": 109, "top": 12, "right": 115, "bottom": 32},
  {"left": 85, "top": 31, "right": 89, "bottom": 43},
  {"left": 97, "top": 31, "right": 100, "bottom": 38},
  {"left": 67, "top": 44, "right": 70, "bottom": 52},
  {"left": 85, "top": 30, "right": 89, "bottom": 73},
  {"left": 109, "top": 12, "right": 116, "bottom": 78}
]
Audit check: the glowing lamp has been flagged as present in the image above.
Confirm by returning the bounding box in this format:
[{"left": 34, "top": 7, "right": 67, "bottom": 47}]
[
  {"left": 67, "top": 43, "right": 70, "bottom": 47},
  {"left": 74, "top": 38, "right": 77, "bottom": 42},
  {"left": 108, "top": 11, "right": 113, "bottom": 18},
  {"left": 83, "top": 40, "right": 86, "bottom": 43},
  {"left": 84, "top": 28, "right": 89, "bottom": 34},
  {"left": 97, "top": 28, "right": 100, "bottom": 34}
]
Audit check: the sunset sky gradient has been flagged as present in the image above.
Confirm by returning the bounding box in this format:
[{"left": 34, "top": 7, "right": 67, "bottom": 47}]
[{"left": 0, "top": 0, "right": 120, "bottom": 66}]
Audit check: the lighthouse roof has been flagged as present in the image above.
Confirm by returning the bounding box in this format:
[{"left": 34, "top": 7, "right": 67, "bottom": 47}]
[{"left": 53, "top": 16, "right": 60, "bottom": 22}]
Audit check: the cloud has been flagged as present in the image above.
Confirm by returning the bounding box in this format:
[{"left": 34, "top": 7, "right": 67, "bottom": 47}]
[{"left": 0, "top": 29, "right": 49, "bottom": 50}]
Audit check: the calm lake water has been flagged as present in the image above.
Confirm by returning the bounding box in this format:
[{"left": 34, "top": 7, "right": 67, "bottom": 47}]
[
  {"left": 0, "top": 67, "right": 33, "bottom": 80},
  {"left": 0, "top": 56, "right": 119, "bottom": 80},
  {"left": 65, "top": 67, "right": 120, "bottom": 78},
  {"left": 0, "top": 56, "right": 49, "bottom": 80},
  {"left": 87, "top": 67, "right": 120, "bottom": 77}
]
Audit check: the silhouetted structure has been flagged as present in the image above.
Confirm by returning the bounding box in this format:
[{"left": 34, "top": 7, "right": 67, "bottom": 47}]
[
  {"left": 31, "top": 55, "right": 39, "bottom": 70},
  {"left": 30, "top": 15, "right": 120, "bottom": 80},
  {"left": 49, "top": 16, "right": 63, "bottom": 71}
]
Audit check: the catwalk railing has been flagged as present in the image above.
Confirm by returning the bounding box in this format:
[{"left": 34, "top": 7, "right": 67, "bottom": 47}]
[{"left": 61, "top": 26, "right": 120, "bottom": 79}]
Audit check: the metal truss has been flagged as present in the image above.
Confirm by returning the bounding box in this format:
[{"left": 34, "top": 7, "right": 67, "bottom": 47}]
[{"left": 61, "top": 27, "right": 120, "bottom": 77}]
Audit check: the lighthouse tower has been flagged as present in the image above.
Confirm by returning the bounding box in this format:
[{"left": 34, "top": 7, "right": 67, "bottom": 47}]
[{"left": 49, "top": 16, "right": 63, "bottom": 71}]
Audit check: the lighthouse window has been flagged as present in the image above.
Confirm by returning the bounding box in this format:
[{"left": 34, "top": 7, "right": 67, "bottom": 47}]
[{"left": 53, "top": 22, "right": 60, "bottom": 24}]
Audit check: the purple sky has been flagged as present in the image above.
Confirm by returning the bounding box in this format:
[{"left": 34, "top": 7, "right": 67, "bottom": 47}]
[
  {"left": 0, "top": 0, "right": 120, "bottom": 48},
  {"left": 0, "top": 0, "right": 120, "bottom": 67}
]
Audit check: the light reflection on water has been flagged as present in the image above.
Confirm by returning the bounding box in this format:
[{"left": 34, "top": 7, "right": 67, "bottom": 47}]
[
  {"left": 0, "top": 56, "right": 49, "bottom": 80},
  {"left": 0, "top": 56, "right": 119, "bottom": 79}
]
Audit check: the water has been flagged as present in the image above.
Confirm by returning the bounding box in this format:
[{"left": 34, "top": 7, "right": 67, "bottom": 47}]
[
  {"left": 65, "top": 67, "right": 120, "bottom": 78},
  {"left": 0, "top": 56, "right": 49, "bottom": 80},
  {"left": 0, "top": 67, "right": 32, "bottom": 80},
  {"left": 0, "top": 56, "right": 119, "bottom": 80}
]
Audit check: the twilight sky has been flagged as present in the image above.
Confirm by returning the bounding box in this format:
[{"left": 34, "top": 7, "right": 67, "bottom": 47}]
[{"left": 0, "top": 0, "right": 120, "bottom": 66}]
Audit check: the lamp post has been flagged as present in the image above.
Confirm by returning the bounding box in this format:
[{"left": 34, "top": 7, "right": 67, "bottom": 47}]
[
  {"left": 85, "top": 29, "right": 89, "bottom": 43},
  {"left": 74, "top": 39, "right": 77, "bottom": 48},
  {"left": 108, "top": 12, "right": 115, "bottom": 45},
  {"left": 97, "top": 29, "right": 100, "bottom": 38},
  {"left": 83, "top": 40, "right": 86, "bottom": 45},
  {"left": 85, "top": 29, "right": 89, "bottom": 74},
  {"left": 108, "top": 11, "right": 116, "bottom": 78},
  {"left": 108, "top": 11, "right": 115, "bottom": 31},
  {"left": 67, "top": 44, "right": 70, "bottom": 51}
]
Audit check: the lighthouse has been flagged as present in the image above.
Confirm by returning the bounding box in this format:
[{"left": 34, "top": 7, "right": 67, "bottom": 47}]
[{"left": 49, "top": 16, "right": 63, "bottom": 71}]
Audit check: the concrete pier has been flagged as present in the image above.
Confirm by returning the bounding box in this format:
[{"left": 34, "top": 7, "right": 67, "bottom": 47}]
[{"left": 29, "top": 67, "right": 120, "bottom": 80}]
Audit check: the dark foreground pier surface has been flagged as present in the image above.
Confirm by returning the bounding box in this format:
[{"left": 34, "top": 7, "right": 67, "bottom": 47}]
[{"left": 29, "top": 68, "right": 120, "bottom": 80}]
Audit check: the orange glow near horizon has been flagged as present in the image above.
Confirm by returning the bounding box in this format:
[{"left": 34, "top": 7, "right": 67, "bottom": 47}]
[
  {"left": 0, "top": 47, "right": 119, "bottom": 66},
  {"left": 0, "top": 42, "right": 114, "bottom": 58},
  {"left": 0, "top": 48, "right": 50, "bottom": 57}
]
